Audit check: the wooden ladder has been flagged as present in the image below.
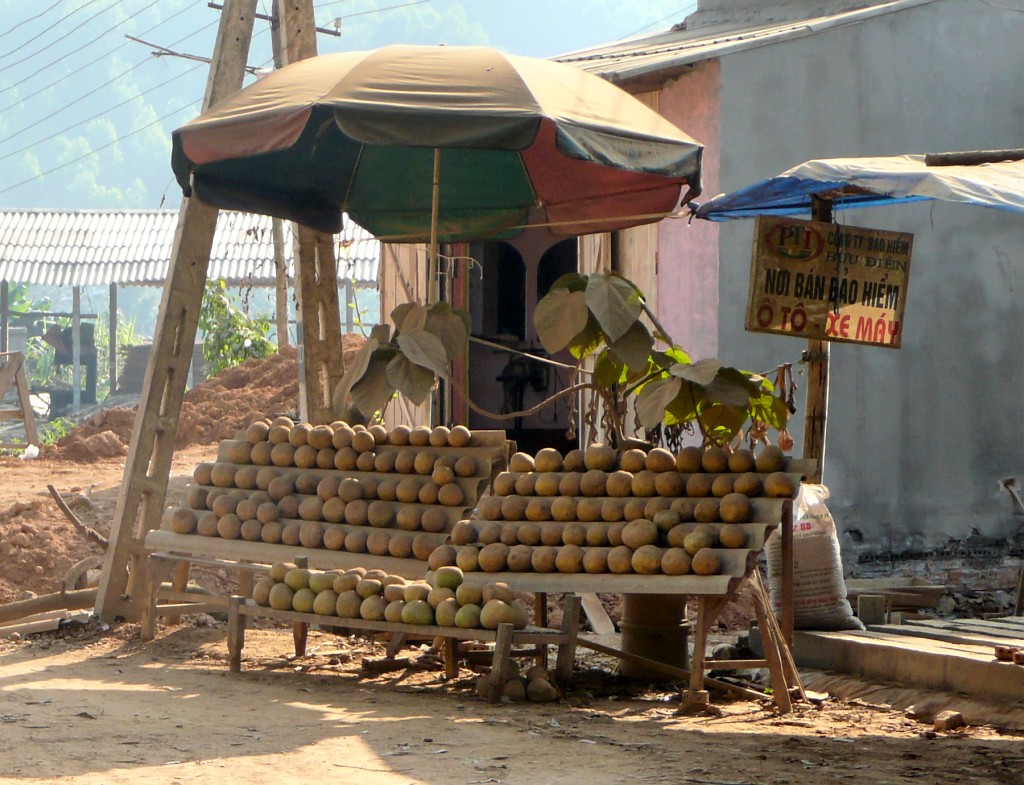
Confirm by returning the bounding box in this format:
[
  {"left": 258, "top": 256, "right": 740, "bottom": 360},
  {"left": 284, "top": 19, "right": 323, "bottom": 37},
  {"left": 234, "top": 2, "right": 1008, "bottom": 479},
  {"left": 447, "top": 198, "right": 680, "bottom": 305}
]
[{"left": 0, "top": 352, "right": 39, "bottom": 449}]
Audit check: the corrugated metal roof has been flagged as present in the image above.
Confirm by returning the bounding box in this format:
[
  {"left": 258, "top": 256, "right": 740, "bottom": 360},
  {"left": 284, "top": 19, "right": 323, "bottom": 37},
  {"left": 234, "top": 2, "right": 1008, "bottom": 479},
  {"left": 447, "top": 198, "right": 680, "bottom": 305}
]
[
  {"left": 556, "top": 0, "right": 936, "bottom": 83},
  {"left": 0, "top": 209, "right": 379, "bottom": 287}
]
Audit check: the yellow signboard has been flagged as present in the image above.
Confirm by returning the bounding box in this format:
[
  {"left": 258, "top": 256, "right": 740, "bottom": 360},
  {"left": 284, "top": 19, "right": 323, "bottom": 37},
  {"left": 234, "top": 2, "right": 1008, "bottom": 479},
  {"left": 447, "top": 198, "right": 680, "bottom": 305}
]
[{"left": 746, "top": 216, "right": 913, "bottom": 348}]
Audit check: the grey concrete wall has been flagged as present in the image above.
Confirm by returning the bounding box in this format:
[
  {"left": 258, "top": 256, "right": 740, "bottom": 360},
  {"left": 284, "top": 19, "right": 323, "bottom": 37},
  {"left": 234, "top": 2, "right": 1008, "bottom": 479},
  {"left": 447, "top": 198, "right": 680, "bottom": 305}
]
[{"left": 714, "top": 0, "right": 1024, "bottom": 553}]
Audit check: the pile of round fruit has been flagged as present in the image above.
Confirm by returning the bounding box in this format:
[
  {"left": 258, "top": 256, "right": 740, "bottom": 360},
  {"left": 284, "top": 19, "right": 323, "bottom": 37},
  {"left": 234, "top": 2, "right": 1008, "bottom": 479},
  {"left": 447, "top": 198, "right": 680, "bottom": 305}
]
[
  {"left": 428, "top": 443, "right": 798, "bottom": 577},
  {"left": 252, "top": 563, "right": 530, "bottom": 631},
  {"left": 161, "top": 418, "right": 495, "bottom": 561}
]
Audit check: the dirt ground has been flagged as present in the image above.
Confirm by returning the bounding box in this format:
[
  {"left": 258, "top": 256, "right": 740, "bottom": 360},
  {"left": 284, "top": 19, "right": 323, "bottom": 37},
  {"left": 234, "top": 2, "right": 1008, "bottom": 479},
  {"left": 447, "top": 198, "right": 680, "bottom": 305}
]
[{"left": 2, "top": 451, "right": 1023, "bottom": 784}]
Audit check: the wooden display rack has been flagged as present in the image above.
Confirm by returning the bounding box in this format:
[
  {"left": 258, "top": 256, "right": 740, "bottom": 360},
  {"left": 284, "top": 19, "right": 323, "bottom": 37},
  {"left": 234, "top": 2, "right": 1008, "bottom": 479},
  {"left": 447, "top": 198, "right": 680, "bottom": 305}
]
[
  {"left": 225, "top": 593, "right": 582, "bottom": 703},
  {"left": 0, "top": 352, "right": 38, "bottom": 449}
]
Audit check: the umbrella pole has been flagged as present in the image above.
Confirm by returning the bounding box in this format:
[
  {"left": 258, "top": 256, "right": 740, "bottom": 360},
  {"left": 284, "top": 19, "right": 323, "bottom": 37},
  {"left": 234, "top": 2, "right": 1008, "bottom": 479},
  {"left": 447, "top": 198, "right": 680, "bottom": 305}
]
[{"left": 428, "top": 148, "right": 441, "bottom": 304}]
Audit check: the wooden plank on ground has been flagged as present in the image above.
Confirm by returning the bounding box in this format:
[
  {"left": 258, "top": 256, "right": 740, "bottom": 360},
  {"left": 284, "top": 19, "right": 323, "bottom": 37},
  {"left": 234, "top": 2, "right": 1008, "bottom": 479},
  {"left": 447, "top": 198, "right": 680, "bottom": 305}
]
[
  {"left": 579, "top": 593, "right": 615, "bottom": 635},
  {"left": 867, "top": 623, "right": 1022, "bottom": 650}
]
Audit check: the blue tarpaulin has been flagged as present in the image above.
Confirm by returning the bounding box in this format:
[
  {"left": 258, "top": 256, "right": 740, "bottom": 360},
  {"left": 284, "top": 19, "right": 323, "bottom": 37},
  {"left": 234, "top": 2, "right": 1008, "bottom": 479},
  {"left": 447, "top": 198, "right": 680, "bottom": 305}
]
[{"left": 694, "top": 154, "right": 1024, "bottom": 221}]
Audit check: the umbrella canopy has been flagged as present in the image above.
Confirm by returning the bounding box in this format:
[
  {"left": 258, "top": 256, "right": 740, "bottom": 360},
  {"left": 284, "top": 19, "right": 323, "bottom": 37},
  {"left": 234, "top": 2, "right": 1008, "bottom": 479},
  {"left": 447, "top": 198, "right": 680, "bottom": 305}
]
[
  {"left": 693, "top": 153, "right": 1024, "bottom": 221},
  {"left": 172, "top": 45, "right": 703, "bottom": 240}
]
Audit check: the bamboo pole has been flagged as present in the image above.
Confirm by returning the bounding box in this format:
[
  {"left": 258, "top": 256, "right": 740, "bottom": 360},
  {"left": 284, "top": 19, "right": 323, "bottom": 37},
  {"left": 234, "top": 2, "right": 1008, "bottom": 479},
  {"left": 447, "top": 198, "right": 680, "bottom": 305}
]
[{"left": 802, "top": 197, "right": 833, "bottom": 482}]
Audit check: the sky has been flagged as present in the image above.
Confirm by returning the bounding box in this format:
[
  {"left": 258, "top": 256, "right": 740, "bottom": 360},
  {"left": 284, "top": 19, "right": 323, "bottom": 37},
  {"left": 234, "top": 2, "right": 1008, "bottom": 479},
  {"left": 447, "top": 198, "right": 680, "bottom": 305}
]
[{"left": 0, "top": 0, "right": 698, "bottom": 212}]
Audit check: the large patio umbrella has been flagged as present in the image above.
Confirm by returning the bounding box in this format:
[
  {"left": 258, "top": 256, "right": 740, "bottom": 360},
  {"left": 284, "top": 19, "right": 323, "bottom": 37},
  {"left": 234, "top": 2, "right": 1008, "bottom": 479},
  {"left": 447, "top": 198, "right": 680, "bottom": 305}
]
[{"left": 170, "top": 45, "right": 703, "bottom": 242}]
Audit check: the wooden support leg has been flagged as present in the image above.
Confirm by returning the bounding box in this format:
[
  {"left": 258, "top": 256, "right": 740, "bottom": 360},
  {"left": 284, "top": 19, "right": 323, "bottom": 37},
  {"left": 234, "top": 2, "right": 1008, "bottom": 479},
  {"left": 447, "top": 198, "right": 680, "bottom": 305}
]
[
  {"left": 386, "top": 632, "right": 408, "bottom": 659},
  {"left": 163, "top": 561, "right": 192, "bottom": 627},
  {"left": 683, "top": 596, "right": 726, "bottom": 707},
  {"left": 533, "top": 591, "right": 549, "bottom": 668},
  {"left": 751, "top": 585, "right": 793, "bottom": 714},
  {"left": 488, "top": 622, "right": 515, "bottom": 703},
  {"left": 752, "top": 571, "right": 806, "bottom": 702},
  {"left": 442, "top": 637, "right": 458, "bottom": 681},
  {"left": 238, "top": 570, "right": 253, "bottom": 599},
  {"left": 139, "top": 558, "right": 173, "bottom": 642},
  {"left": 554, "top": 594, "right": 581, "bottom": 690},
  {"left": 293, "top": 622, "right": 309, "bottom": 658},
  {"left": 227, "top": 596, "right": 246, "bottom": 673}
]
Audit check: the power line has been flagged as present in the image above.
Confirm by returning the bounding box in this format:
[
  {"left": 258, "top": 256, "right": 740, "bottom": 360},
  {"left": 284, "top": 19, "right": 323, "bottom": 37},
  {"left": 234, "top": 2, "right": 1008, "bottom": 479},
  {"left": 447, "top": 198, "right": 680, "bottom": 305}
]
[
  {"left": 0, "top": 2, "right": 206, "bottom": 117},
  {"left": 0, "top": 0, "right": 64, "bottom": 43},
  {"left": 0, "top": 96, "right": 204, "bottom": 197},
  {"left": 620, "top": 3, "right": 697, "bottom": 40},
  {"left": 0, "top": 0, "right": 116, "bottom": 68}
]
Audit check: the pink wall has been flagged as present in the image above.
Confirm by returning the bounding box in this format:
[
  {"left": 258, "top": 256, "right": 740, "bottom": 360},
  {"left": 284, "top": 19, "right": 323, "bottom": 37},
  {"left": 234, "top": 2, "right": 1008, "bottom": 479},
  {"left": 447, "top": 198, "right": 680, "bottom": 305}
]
[{"left": 654, "top": 59, "right": 721, "bottom": 360}]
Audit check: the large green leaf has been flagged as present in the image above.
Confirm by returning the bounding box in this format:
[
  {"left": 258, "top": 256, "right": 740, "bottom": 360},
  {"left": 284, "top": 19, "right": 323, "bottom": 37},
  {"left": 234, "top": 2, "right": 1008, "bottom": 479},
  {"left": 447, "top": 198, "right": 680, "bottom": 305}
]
[
  {"left": 397, "top": 326, "right": 450, "bottom": 378},
  {"left": 386, "top": 353, "right": 435, "bottom": 405},
  {"left": 704, "top": 367, "right": 758, "bottom": 408},
  {"left": 593, "top": 349, "right": 626, "bottom": 387},
  {"left": 549, "top": 272, "right": 588, "bottom": 293},
  {"left": 350, "top": 354, "right": 396, "bottom": 418},
  {"left": 585, "top": 273, "right": 642, "bottom": 344},
  {"left": 664, "top": 383, "right": 700, "bottom": 425},
  {"left": 670, "top": 357, "right": 721, "bottom": 386},
  {"left": 425, "top": 309, "right": 468, "bottom": 362},
  {"left": 534, "top": 288, "right": 590, "bottom": 354},
  {"left": 636, "top": 375, "right": 681, "bottom": 430},
  {"left": 331, "top": 336, "right": 379, "bottom": 412},
  {"left": 697, "top": 403, "right": 747, "bottom": 445},
  {"left": 654, "top": 346, "right": 692, "bottom": 367},
  {"left": 568, "top": 314, "right": 605, "bottom": 360},
  {"left": 609, "top": 321, "right": 653, "bottom": 372},
  {"left": 750, "top": 391, "right": 790, "bottom": 429},
  {"left": 391, "top": 302, "right": 428, "bottom": 334}
]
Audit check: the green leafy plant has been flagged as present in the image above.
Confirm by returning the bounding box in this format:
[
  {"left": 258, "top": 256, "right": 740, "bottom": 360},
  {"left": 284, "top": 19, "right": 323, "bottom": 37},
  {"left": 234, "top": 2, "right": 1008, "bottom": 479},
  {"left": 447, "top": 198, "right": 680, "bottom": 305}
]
[
  {"left": 332, "top": 301, "right": 469, "bottom": 421},
  {"left": 38, "top": 416, "right": 75, "bottom": 445},
  {"left": 198, "top": 280, "right": 275, "bottom": 377},
  {"left": 534, "top": 271, "right": 789, "bottom": 448}
]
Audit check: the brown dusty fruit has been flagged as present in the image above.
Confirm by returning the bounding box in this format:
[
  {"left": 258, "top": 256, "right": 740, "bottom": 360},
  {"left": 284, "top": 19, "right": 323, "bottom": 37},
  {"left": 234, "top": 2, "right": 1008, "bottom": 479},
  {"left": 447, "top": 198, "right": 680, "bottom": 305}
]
[
  {"left": 683, "top": 524, "right": 719, "bottom": 555},
  {"left": 250, "top": 441, "right": 273, "bottom": 465},
  {"left": 539, "top": 523, "right": 564, "bottom": 546},
  {"left": 607, "top": 545, "right": 634, "bottom": 574},
  {"left": 409, "top": 425, "right": 432, "bottom": 447},
  {"left": 719, "top": 492, "right": 752, "bottom": 524},
  {"left": 621, "top": 519, "right": 658, "bottom": 549},
  {"left": 643, "top": 497, "right": 671, "bottom": 520},
  {"left": 764, "top": 472, "right": 797, "bottom": 498},
  {"left": 493, "top": 472, "right": 517, "bottom": 496},
  {"left": 193, "top": 462, "right": 215, "bottom": 486},
  {"left": 367, "top": 500, "right": 395, "bottom": 528},
  {"left": 645, "top": 447, "right": 676, "bottom": 473},
  {"left": 344, "top": 499, "right": 369, "bottom": 526},
  {"left": 375, "top": 478, "right": 398, "bottom": 502},
  {"left": 168, "top": 508, "right": 197, "bottom": 534},
  {"left": 388, "top": 532, "right": 414, "bottom": 559},
  {"left": 355, "top": 451, "right": 377, "bottom": 472},
  {"left": 534, "top": 472, "right": 561, "bottom": 497},
  {"left": 412, "top": 533, "right": 437, "bottom": 561},
  {"left": 331, "top": 425, "right": 354, "bottom": 449},
  {"left": 701, "top": 446, "right": 730, "bottom": 473},
  {"left": 619, "top": 448, "right": 647, "bottom": 473},
  {"left": 686, "top": 473, "right": 715, "bottom": 498},
  {"left": 477, "top": 521, "right": 503, "bottom": 545},
  {"left": 500, "top": 496, "right": 529, "bottom": 522},
  {"left": 514, "top": 473, "right": 538, "bottom": 496},
  {"left": 623, "top": 498, "right": 648, "bottom": 522},
  {"left": 448, "top": 425, "right": 472, "bottom": 447},
  {"left": 478, "top": 496, "right": 504, "bottom": 520},
  {"left": 270, "top": 442, "right": 296, "bottom": 468},
  {"left": 388, "top": 424, "right": 411, "bottom": 446},
  {"left": 691, "top": 548, "right": 722, "bottom": 576},
  {"left": 734, "top": 472, "right": 764, "bottom": 497},
  {"left": 516, "top": 522, "right": 542, "bottom": 546},
  {"left": 372, "top": 451, "right": 396, "bottom": 473},
  {"left": 210, "top": 463, "right": 237, "bottom": 488},
  {"left": 693, "top": 498, "right": 721, "bottom": 523},
  {"left": 606, "top": 470, "right": 634, "bottom": 498},
  {"left": 584, "top": 443, "right": 617, "bottom": 471},
  {"left": 755, "top": 445, "right": 787, "bottom": 472},
  {"left": 455, "top": 545, "right": 481, "bottom": 572},
  {"left": 711, "top": 475, "right": 736, "bottom": 498},
  {"left": 555, "top": 544, "right": 585, "bottom": 573},
  {"left": 294, "top": 473, "right": 319, "bottom": 496},
  {"left": 509, "top": 452, "right": 536, "bottom": 472},
  {"left": 454, "top": 456, "right": 478, "bottom": 478},
  {"left": 654, "top": 471, "right": 685, "bottom": 498},
  {"left": 438, "top": 483, "right": 465, "bottom": 507},
  {"left": 338, "top": 477, "right": 364, "bottom": 502},
  {"left": 366, "top": 530, "right": 392, "bottom": 556},
  {"left": 631, "top": 544, "right": 663, "bottom": 574},
  {"left": 450, "top": 520, "right": 476, "bottom": 546},
  {"left": 307, "top": 425, "right": 334, "bottom": 450},
  {"left": 368, "top": 424, "right": 388, "bottom": 445},
  {"left": 259, "top": 520, "right": 283, "bottom": 543},
  {"left": 563, "top": 448, "right": 586, "bottom": 472},
  {"left": 226, "top": 440, "right": 252, "bottom": 465},
  {"left": 431, "top": 463, "right": 456, "bottom": 486},
  {"left": 506, "top": 544, "right": 533, "bottom": 572},
  {"left": 585, "top": 523, "right": 609, "bottom": 546},
  {"left": 298, "top": 497, "right": 324, "bottom": 522},
  {"left": 499, "top": 524, "right": 521, "bottom": 546},
  {"left": 418, "top": 482, "right": 441, "bottom": 505},
  {"left": 317, "top": 476, "right": 340, "bottom": 501},
  {"left": 395, "top": 478, "right": 422, "bottom": 504},
  {"left": 429, "top": 425, "right": 451, "bottom": 447},
  {"left": 210, "top": 494, "right": 238, "bottom": 518},
  {"left": 268, "top": 424, "right": 291, "bottom": 445},
  {"left": 321, "top": 497, "right": 346, "bottom": 523},
  {"left": 334, "top": 447, "right": 358, "bottom": 470},
  {"left": 580, "top": 470, "right": 608, "bottom": 497},
  {"left": 582, "top": 547, "right": 610, "bottom": 574},
  {"left": 323, "top": 524, "right": 347, "bottom": 550},
  {"left": 217, "top": 514, "right": 242, "bottom": 539},
  {"left": 558, "top": 472, "right": 583, "bottom": 497},
  {"left": 727, "top": 448, "right": 756, "bottom": 473},
  {"left": 344, "top": 529, "right": 368, "bottom": 553},
  {"left": 246, "top": 421, "right": 271, "bottom": 445},
  {"left": 652, "top": 509, "right": 681, "bottom": 533},
  {"left": 235, "top": 465, "right": 260, "bottom": 489},
  {"left": 393, "top": 449, "right": 417, "bottom": 474},
  {"left": 420, "top": 506, "right": 448, "bottom": 533},
  {"left": 335, "top": 590, "right": 361, "bottom": 618},
  {"left": 427, "top": 544, "right": 458, "bottom": 570},
  {"left": 256, "top": 502, "right": 280, "bottom": 524},
  {"left": 351, "top": 430, "right": 376, "bottom": 453},
  {"left": 525, "top": 497, "right": 552, "bottom": 522},
  {"left": 550, "top": 496, "right": 577, "bottom": 523},
  {"left": 631, "top": 470, "right": 657, "bottom": 498},
  {"left": 293, "top": 445, "right": 318, "bottom": 469},
  {"left": 414, "top": 451, "right": 437, "bottom": 475},
  {"left": 718, "top": 523, "right": 748, "bottom": 549},
  {"left": 299, "top": 521, "right": 325, "bottom": 548},
  {"left": 661, "top": 548, "right": 693, "bottom": 575},
  {"left": 675, "top": 446, "right": 704, "bottom": 473},
  {"left": 666, "top": 523, "right": 697, "bottom": 548},
  {"left": 531, "top": 546, "right": 558, "bottom": 573},
  {"left": 287, "top": 423, "right": 312, "bottom": 448},
  {"left": 533, "top": 447, "right": 564, "bottom": 473},
  {"left": 575, "top": 497, "right": 603, "bottom": 523},
  {"left": 561, "top": 522, "right": 587, "bottom": 546},
  {"left": 600, "top": 498, "right": 625, "bottom": 523}
]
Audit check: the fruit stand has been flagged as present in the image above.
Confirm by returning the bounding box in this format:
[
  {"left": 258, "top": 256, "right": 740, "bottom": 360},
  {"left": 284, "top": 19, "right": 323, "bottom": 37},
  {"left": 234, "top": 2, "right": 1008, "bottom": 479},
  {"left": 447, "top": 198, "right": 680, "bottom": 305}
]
[{"left": 145, "top": 418, "right": 807, "bottom": 712}]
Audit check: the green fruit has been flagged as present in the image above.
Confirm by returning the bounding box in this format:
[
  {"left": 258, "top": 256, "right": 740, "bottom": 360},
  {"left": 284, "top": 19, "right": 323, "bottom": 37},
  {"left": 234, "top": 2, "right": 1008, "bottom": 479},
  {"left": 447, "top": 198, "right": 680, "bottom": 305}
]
[
  {"left": 312, "top": 589, "right": 338, "bottom": 615},
  {"left": 403, "top": 583, "right": 431, "bottom": 602},
  {"left": 291, "top": 587, "right": 316, "bottom": 613},
  {"left": 359, "top": 595, "right": 388, "bottom": 620},
  {"left": 401, "top": 599, "right": 434, "bottom": 625},
  {"left": 455, "top": 603, "right": 482, "bottom": 629},
  {"left": 268, "top": 582, "right": 294, "bottom": 610},
  {"left": 284, "top": 568, "right": 311, "bottom": 591},
  {"left": 434, "top": 597, "right": 460, "bottom": 627},
  {"left": 252, "top": 576, "right": 275, "bottom": 607},
  {"left": 480, "top": 599, "right": 517, "bottom": 630},
  {"left": 270, "top": 562, "right": 296, "bottom": 582},
  {"left": 433, "top": 565, "right": 464, "bottom": 590},
  {"left": 308, "top": 572, "right": 336, "bottom": 594},
  {"left": 335, "top": 590, "right": 361, "bottom": 618},
  {"left": 384, "top": 599, "right": 406, "bottom": 622},
  {"left": 455, "top": 583, "right": 484, "bottom": 607}
]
